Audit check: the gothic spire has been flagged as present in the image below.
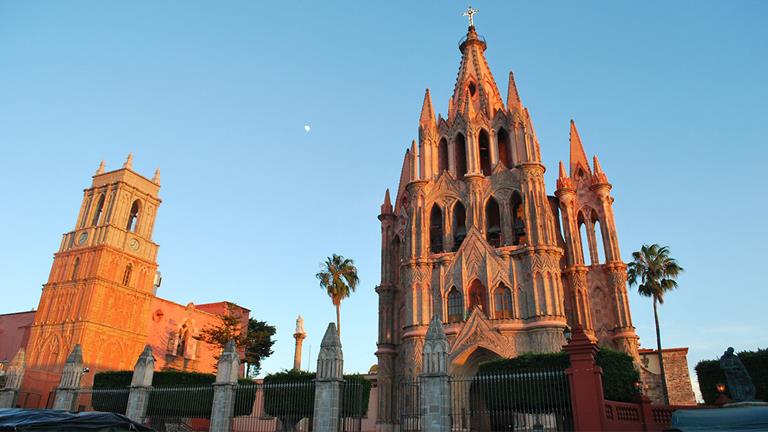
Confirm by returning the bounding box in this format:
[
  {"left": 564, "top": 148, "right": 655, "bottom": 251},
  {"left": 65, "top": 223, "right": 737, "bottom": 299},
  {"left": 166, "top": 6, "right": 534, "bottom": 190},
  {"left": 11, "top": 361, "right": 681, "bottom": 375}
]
[
  {"left": 419, "top": 88, "right": 436, "bottom": 129},
  {"left": 569, "top": 120, "right": 591, "bottom": 177},
  {"left": 593, "top": 155, "right": 604, "bottom": 174},
  {"left": 123, "top": 153, "right": 134, "bottom": 170},
  {"left": 449, "top": 26, "right": 504, "bottom": 121},
  {"left": 95, "top": 160, "right": 105, "bottom": 175},
  {"left": 559, "top": 160, "right": 567, "bottom": 179},
  {"left": 381, "top": 189, "right": 393, "bottom": 215},
  {"left": 506, "top": 71, "right": 522, "bottom": 111},
  {"left": 152, "top": 168, "right": 161, "bottom": 185}
]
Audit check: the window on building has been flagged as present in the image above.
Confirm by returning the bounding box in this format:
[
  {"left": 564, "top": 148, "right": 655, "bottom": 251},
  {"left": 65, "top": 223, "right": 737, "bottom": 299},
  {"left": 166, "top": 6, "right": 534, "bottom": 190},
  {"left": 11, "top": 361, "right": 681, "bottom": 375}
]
[
  {"left": 71, "top": 257, "right": 80, "bottom": 280},
  {"left": 579, "top": 218, "right": 592, "bottom": 265},
  {"left": 511, "top": 192, "right": 526, "bottom": 245},
  {"left": 455, "top": 134, "right": 467, "bottom": 179},
  {"left": 438, "top": 138, "right": 449, "bottom": 174},
  {"left": 453, "top": 202, "right": 467, "bottom": 251},
  {"left": 92, "top": 194, "right": 105, "bottom": 226},
  {"left": 593, "top": 218, "right": 605, "bottom": 264},
  {"left": 429, "top": 205, "right": 443, "bottom": 254},
  {"left": 494, "top": 284, "right": 513, "bottom": 319},
  {"left": 486, "top": 197, "right": 501, "bottom": 247},
  {"left": 447, "top": 287, "right": 463, "bottom": 323},
  {"left": 126, "top": 200, "right": 141, "bottom": 232},
  {"left": 467, "top": 279, "right": 487, "bottom": 314},
  {"left": 176, "top": 324, "right": 188, "bottom": 357},
  {"left": 479, "top": 129, "right": 492, "bottom": 176},
  {"left": 497, "top": 128, "right": 511, "bottom": 168},
  {"left": 122, "top": 263, "right": 132, "bottom": 286}
]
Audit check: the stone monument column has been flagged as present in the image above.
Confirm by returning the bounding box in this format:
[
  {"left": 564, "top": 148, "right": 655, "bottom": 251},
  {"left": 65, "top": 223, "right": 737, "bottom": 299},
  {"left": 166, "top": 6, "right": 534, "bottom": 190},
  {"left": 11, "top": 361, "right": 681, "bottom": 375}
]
[
  {"left": 420, "top": 316, "right": 451, "bottom": 432},
  {"left": 293, "top": 315, "right": 307, "bottom": 371},
  {"left": 126, "top": 345, "right": 155, "bottom": 423},
  {"left": 0, "top": 348, "right": 25, "bottom": 408},
  {"left": 53, "top": 345, "right": 85, "bottom": 411},
  {"left": 210, "top": 340, "right": 240, "bottom": 432},
  {"left": 313, "top": 323, "right": 343, "bottom": 432}
]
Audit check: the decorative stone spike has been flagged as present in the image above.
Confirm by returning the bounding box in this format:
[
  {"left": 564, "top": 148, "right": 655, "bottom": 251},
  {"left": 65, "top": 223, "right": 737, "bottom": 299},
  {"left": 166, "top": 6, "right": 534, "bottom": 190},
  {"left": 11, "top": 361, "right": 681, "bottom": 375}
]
[
  {"left": 422, "top": 316, "right": 449, "bottom": 375},
  {"left": 53, "top": 345, "right": 84, "bottom": 410},
  {"left": 419, "top": 88, "right": 436, "bottom": 128},
  {"left": 131, "top": 345, "right": 155, "bottom": 387},
  {"left": 316, "top": 323, "right": 343, "bottom": 380},
  {"left": 152, "top": 168, "right": 161, "bottom": 185},
  {"left": 313, "top": 323, "right": 344, "bottom": 432},
  {"left": 507, "top": 71, "right": 522, "bottom": 110},
  {"left": 381, "top": 189, "right": 393, "bottom": 215},
  {"left": 95, "top": 160, "right": 105, "bottom": 175},
  {"left": 123, "top": 153, "right": 134, "bottom": 170},
  {"left": 569, "top": 120, "right": 591, "bottom": 177},
  {"left": 4, "top": 348, "right": 25, "bottom": 390},
  {"left": 215, "top": 340, "right": 240, "bottom": 384}
]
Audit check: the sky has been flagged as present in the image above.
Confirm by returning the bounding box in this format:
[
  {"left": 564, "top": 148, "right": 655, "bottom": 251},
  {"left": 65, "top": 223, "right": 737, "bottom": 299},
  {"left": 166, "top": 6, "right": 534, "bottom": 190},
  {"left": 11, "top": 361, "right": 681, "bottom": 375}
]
[{"left": 1, "top": 1, "right": 766, "bottom": 397}]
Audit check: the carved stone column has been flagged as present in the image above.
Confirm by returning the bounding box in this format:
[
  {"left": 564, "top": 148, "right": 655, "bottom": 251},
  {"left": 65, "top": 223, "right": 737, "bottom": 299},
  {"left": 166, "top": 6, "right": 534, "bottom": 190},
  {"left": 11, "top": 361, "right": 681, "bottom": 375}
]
[
  {"left": 53, "top": 345, "right": 84, "bottom": 411},
  {"left": 126, "top": 345, "right": 154, "bottom": 423},
  {"left": 210, "top": 340, "right": 239, "bottom": 432},
  {"left": 420, "top": 316, "right": 451, "bottom": 432},
  {"left": 0, "top": 349, "right": 25, "bottom": 408},
  {"left": 607, "top": 264, "right": 639, "bottom": 359},
  {"left": 313, "top": 323, "right": 343, "bottom": 432}
]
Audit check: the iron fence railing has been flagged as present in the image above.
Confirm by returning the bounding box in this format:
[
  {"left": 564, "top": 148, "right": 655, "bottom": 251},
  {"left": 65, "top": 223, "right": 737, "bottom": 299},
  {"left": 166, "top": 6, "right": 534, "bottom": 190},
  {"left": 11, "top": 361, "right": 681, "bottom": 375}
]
[
  {"left": 143, "top": 384, "right": 214, "bottom": 432},
  {"left": 74, "top": 387, "right": 130, "bottom": 413}
]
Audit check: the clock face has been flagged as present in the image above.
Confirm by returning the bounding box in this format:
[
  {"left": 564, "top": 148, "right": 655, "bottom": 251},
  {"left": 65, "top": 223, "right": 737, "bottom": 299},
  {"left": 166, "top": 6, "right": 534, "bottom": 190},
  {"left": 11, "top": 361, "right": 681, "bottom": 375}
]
[
  {"left": 77, "top": 232, "right": 88, "bottom": 245},
  {"left": 128, "top": 238, "right": 140, "bottom": 251}
]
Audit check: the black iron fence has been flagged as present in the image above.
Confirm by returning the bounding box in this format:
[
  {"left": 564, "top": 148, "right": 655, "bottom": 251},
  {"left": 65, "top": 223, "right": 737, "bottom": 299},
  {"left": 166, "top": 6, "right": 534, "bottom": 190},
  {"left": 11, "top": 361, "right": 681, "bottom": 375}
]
[{"left": 400, "top": 369, "right": 573, "bottom": 432}]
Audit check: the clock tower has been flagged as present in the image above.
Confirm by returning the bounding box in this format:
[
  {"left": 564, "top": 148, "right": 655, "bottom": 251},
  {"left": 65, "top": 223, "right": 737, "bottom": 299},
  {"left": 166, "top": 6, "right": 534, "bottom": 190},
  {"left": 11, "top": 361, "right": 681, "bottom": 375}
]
[{"left": 22, "top": 155, "right": 162, "bottom": 407}]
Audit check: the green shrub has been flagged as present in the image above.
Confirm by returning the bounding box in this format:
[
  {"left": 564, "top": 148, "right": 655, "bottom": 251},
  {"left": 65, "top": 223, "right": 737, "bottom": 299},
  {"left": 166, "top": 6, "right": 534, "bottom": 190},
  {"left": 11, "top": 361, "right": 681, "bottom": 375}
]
[
  {"left": 92, "top": 370, "right": 255, "bottom": 417},
  {"left": 695, "top": 348, "right": 768, "bottom": 404},
  {"left": 477, "top": 348, "right": 640, "bottom": 404}
]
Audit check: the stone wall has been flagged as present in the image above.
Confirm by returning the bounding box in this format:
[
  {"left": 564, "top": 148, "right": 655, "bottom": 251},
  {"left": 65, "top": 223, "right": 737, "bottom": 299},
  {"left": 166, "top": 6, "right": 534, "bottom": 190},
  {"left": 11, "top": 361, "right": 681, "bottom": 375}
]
[{"left": 639, "top": 348, "right": 696, "bottom": 405}]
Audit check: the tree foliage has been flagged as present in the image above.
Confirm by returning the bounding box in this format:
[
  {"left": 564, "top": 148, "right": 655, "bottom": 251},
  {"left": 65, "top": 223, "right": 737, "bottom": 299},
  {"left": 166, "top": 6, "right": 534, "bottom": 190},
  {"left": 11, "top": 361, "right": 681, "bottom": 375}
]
[
  {"left": 316, "top": 254, "right": 359, "bottom": 336},
  {"left": 243, "top": 319, "right": 276, "bottom": 378}
]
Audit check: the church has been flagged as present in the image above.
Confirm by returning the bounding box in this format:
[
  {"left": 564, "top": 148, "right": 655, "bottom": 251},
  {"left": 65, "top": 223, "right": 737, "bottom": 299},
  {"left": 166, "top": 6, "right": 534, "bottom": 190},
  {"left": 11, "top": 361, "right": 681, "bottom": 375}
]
[
  {"left": 0, "top": 156, "right": 249, "bottom": 408},
  {"left": 374, "top": 21, "right": 694, "bottom": 426}
]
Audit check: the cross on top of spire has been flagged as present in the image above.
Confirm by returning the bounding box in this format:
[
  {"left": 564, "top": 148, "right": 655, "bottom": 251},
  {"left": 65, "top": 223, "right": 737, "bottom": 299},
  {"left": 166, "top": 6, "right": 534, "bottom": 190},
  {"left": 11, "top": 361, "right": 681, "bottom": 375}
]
[{"left": 463, "top": 5, "right": 479, "bottom": 27}]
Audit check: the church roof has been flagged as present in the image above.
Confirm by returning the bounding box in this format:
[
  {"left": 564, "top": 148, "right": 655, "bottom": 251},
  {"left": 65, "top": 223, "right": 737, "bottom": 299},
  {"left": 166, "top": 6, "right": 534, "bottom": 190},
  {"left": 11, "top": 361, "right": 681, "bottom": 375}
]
[{"left": 448, "top": 26, "right": 505, "bottom": 121}]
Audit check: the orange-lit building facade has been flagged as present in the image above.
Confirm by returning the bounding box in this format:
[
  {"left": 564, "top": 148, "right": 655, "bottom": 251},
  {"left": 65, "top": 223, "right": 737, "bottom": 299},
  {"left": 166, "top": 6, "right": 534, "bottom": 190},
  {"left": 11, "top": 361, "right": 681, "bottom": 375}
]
[{"left": 2, "top": 157, "right": 248, "bottom": 408}]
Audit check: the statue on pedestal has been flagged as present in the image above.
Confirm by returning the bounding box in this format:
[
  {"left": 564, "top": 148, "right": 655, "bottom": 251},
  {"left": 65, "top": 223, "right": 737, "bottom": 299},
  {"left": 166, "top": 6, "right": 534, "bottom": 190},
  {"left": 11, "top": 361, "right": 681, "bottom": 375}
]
[{"left": 719, "top": 347, "right": 756, "bottom": 402}]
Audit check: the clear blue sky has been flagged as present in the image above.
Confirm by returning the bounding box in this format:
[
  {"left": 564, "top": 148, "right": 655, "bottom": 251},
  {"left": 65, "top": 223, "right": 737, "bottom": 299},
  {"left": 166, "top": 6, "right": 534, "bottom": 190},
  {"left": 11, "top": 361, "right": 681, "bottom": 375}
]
[{"left": 1, "top": 1, "right": 766, "bottom": 392}]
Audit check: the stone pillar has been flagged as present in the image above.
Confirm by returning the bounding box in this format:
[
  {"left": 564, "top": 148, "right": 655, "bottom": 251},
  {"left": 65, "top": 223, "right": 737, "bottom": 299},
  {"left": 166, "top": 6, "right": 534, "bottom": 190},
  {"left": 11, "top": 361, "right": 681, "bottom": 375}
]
[
  {"left": 210, "top": 340, "right": 240, "bottom": 432},
  {"left": 293, "top": 315, "right": 307, "bottom": 371},
  {"left": 563, "top": 327, "right": 605, "bottom": 432},
  {"left": 126, "top": 345, "right": 154, "bottom": 422},
  {"left": 53, "top": 345, "right": 84, "bottom": 411},
  {"left": 313, "top": 323, "right": 343, "bottom": 432},
  {"left": 420, "top": 316, "right": 451, "bottom": 432},
  {"left": 0, "top": 348, "right": 25, "bottom": 408}
]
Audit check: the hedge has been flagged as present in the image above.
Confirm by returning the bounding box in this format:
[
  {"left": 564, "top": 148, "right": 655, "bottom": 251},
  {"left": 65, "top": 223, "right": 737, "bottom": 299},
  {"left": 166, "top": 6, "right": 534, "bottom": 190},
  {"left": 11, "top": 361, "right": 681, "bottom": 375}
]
[
  {"left": 262, "top": 370, "right": 372, "bottom": 418},
  {"left": 695, "top": 348, "right": 768, "bottom": 404},
  {"left": 92, "top": 370, "right": 255, "bottom": 417},
  {"left": 478, "top": 348, "right": 640, "bottom": 403}
]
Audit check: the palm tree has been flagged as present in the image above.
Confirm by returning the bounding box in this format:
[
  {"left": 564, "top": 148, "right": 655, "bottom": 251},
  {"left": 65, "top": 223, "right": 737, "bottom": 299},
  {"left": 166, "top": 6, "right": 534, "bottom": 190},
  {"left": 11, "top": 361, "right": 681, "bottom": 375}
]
[
  {"left": 316, "top": 254, "right": 359, "bottom": 337},
  {"left": 627, "top": 244, "right": 683, "bottom": 405}
]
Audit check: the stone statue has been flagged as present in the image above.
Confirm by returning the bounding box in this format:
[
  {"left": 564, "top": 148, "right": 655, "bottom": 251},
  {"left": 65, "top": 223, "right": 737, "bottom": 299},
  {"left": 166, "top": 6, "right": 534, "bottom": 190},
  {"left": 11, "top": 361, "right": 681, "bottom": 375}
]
[
  {"left": 719, "top": 347, "right": 756, "bottom": 402},
  {"left": 295, "top": 315, "right": 305, "bottom": 335}
]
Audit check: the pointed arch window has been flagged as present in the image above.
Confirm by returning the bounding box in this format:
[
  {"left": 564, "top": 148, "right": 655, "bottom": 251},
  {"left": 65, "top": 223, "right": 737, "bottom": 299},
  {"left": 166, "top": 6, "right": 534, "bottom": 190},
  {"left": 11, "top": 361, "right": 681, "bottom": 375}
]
[
  {"left": 511, "top": 192, "right": 526, "bottom": 245},
  {"left": 92, "top": 194, "right": 105, "bottom": 226},
  {"left": 122, "top": 263, "right": 133, "bottom": 286},
  {"left": 486, "top": 197, "right": 501, "bottom": 247},
  {"left": 176, "top": 324, "right": 189, "bottom": 357},
  {"left": 447, "top": 287, "right": 463, "bottom": 323},
  {"left": 497, "top": 128, "right": 511, "bottom": 168},
  {"left": 479, "top": 129, "right": 492, "bottom": 176},
  {"left": 453, "top": 202, "right": 467, "bottom": 251},
  {"left": 438, "top": 138, "right": 449, "bottom": 174},
  {"left": 454, "top": 134, "right": 467, "bottom": 179},
  {"left": 593, "top": 216, "right": 605, "bottom": 264},
  {"left": 126, "top": 200, "right": 141, "bottom": 232},
  {"left": 494, "top": 284, "right": 513, "bottom": 319},
  {"left": 578, "top": 215, "right": 592, "bottom": 265},
  {"left": 429, "top": 205, "right": 444, "bottom": 254},
  {"left": 71, "top": 257, "right": 80, "bottom": 280},
  {"left": 467, "top": 279, "right": 488, "bottom": 315}
]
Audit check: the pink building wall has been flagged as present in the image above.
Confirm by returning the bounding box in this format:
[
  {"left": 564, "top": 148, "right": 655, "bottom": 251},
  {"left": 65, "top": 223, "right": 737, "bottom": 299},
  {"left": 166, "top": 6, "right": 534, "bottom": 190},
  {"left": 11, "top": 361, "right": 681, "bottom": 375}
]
[{"left": 0, "top": 311, "right": 35, "bottom": 363}]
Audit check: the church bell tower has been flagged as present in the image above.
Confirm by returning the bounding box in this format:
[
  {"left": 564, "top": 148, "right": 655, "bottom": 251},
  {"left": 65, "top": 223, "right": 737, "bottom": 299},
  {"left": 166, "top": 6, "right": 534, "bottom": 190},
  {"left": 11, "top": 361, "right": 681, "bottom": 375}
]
[{"left": 22, "top": 155, "right": 162, "bottom": 407}]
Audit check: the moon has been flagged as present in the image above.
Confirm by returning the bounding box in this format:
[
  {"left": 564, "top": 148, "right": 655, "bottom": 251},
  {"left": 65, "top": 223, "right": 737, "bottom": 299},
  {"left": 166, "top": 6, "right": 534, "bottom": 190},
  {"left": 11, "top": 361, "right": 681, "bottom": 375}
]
[{"left": 304, "top": 125, "right": 311, "bottom": 132}]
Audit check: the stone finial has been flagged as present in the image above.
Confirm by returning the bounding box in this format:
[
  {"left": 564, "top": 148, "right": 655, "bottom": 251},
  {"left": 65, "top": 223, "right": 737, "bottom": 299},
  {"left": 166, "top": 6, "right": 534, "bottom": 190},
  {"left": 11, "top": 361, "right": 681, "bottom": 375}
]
[
  {"left": 3, "top": 348, "right": 26, "bottom": 390},
  {"left": 123, "top": 153, "right": 134, "bottom": 170},
  {"left": 131, "top": 345, "right": 155, "bottom": 387},
  {"left": 569, "top": 120, "right": 591, "bottom": 177},
  {"left": 95, "top": 160, "right": 105, "bottom": 175},
  {"left": 423, "top": 316, "right": 449, "bottom": 375},
  {"left": 507, "top": 71, "right": 522, "bottom": 110},
  {"left": 316, "top": 323, "right": 343, "bottom": 380},
  {"left": 152, "top": 168, "right": 161, "bottom": 185},
  {"left": 410, "top": 140, "right": 420, "bottom": 181},
  {"left": 419, "top": 88, "right": 436, "bottom": 129},
  {"left": 59, "top": 345, "right": 84, "bottom": 389},
  {"left": 380, "top": 189, "right": 393, "bottom": 215},
  {"left": 215, "top": 340, "right": 240, "bottom": 384}
]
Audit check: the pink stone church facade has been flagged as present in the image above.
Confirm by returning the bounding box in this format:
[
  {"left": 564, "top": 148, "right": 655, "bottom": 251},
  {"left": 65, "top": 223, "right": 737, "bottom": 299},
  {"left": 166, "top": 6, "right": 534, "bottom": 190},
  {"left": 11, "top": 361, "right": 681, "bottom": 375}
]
[{"left": 374, "top": 25, "right": 694, "bottom": 427}]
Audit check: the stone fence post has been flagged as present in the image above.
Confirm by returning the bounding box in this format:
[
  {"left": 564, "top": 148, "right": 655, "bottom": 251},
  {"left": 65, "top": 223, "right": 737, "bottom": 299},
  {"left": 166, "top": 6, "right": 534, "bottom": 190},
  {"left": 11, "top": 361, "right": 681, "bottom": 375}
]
[
  {"left": 421, "top": 316, "right": 451, "bottom": 432},
  {"left": 0, "top": 348, "right": 26, "bottom": 408},
  {"left": 313, "top": 323, "right": 343, "bottom": 432},
  {"left": 210, "top": 340, "right": 240, "bottom": 432},
  {"left": 53, "top": 345, "right": 85, "bottom": 411},
  {"left": 563, "top": 326, "right": 605, "bottom": 431},
  {"left": 126, "top": 345, "right": 155, "bottom": 422}
]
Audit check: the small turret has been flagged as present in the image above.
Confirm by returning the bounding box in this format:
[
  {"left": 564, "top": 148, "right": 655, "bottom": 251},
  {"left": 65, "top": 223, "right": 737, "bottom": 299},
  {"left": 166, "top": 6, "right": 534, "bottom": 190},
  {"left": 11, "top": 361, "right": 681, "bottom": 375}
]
[
  {"left": 381, "top": 189, "right": 393, "bottom": 215},
  {"left": 123, "top": 153, "right": 134, "bottom": 170}
]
